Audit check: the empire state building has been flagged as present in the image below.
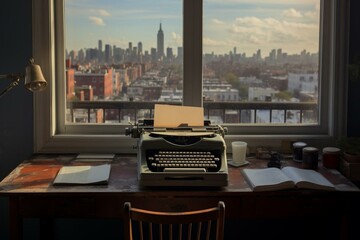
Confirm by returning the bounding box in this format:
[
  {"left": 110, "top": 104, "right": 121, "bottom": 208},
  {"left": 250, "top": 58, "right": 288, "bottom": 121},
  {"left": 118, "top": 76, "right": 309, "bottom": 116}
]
[{"left": 157, "top": 22, "right": 164, "bottom": 60}]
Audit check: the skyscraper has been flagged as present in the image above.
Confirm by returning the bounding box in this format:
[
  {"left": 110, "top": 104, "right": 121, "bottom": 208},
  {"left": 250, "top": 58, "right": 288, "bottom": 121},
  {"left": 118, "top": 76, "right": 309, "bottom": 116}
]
[
  {"left": 105, "top": 44, "right": 111, "bottom": 63},
  {"left": 98, "top": 40, "right": 103, "bottom": 63},
  {"left": 98, "top": 40, "right": 103, "bottom": 52},
  {"left": 157, "top": 22, "right": 164, "bottom": 60},
  {"left": 138, "top": 42, "right": 143, "bottom": 55},
  {"left": 166, "top": 47, "right": 173, "bottom": 60},
  {"left": 128, "top": 42, "right": 133, "bottom": 56}
]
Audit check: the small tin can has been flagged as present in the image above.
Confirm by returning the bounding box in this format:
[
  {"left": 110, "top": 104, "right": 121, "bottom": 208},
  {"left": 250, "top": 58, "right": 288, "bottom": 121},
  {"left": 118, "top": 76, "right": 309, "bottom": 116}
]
[
  {"left": 302, "top": 147, "right": 319, "bottom": 169},
  {"left": 322, "top": 147, "right": 341, "bottom": 169},
  {"left": 293, "top": 142, "right": 307, "bottom": 162}
]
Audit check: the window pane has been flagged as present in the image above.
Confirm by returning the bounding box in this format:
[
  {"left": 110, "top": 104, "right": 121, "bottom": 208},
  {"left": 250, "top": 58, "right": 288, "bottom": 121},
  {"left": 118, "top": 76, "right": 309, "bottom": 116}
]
[
  {"left": 65, "top": 0, "right": 183, "bottom": 124},
  {"left": 203, "top": 0, "right": 320, "bottom": 125}
]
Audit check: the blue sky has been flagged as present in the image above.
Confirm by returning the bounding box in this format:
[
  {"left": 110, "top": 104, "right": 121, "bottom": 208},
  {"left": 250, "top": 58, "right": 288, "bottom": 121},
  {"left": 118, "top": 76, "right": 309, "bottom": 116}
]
[{"left": 65, "top": 0, "right": 320, "bottom": 56}]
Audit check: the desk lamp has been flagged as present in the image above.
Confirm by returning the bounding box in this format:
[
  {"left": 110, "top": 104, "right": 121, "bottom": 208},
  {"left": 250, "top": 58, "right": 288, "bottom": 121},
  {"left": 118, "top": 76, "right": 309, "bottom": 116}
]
[{"left": 0, "top": 58, "right": 47, "bottom": 98}]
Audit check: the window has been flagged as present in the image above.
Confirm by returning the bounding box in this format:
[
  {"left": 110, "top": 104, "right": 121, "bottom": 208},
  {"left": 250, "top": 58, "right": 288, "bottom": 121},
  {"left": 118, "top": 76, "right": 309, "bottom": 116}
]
[{"left": 33, "top": 0, "right": 348, "bottom": 153}]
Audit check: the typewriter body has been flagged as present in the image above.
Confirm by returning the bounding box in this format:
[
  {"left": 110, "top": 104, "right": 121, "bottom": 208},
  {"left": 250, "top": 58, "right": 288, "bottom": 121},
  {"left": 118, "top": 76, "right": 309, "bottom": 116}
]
[{"left": 126, "top": 119, "right": 228, "bottom": 187}]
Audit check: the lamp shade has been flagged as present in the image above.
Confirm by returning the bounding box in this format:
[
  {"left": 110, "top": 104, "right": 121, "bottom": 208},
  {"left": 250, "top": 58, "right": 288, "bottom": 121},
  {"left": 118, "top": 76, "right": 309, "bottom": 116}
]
[{"left": 24, "top": 59, "right": 47, "bottom": 92}]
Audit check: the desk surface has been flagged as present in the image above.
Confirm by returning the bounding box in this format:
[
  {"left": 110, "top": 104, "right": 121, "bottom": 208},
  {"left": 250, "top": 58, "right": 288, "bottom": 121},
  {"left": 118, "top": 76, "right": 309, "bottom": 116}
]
[{"left": 0, "top": 154, "right": 358, "bottom": 195}]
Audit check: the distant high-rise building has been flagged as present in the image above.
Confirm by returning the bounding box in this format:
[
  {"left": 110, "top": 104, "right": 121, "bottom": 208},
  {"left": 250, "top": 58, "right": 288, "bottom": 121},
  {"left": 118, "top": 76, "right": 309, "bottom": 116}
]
[
  {"left": 151, "top": 48, "right": 157, "bottom": 62},
  {"left": 98, "top": 40, "right": 103, "bottom": 52},
  {"left": 166, "top": 47, "right": 173, "bottom": 60},
  {"left": 69, "top": 50, "right": 76, "bottom": 64},
  {"left": 277, "top": 48, "right": 283, "bottom": 62},
  {"left": 86, "top": 48, "right": 99, "bottom": 62},
  {"left": 177, "top": 47, "right": 183, "bottom": 60},
  {"left": 157, "top": 22, "right": 164, "bottom": 60},
  {"left": 256, "top": 49, "right": 261, "bottom": 60},
  {"left": 138, "top": 42, "right": 143, "bottom": 55},
  {"left": 105, "top": 44, "right": 112, "bottom": 63},
  {"left": 269, "top": 49, "right": 276, "bottom": 62},
  {"left": 78, "top": 49, "right": 85, "bottom": 63},
  {"left": 113, "top": 46, "right": 124, "bottom": 63},
  {"left": 98, "top": 40, "right": 103, "bottom": 63}
]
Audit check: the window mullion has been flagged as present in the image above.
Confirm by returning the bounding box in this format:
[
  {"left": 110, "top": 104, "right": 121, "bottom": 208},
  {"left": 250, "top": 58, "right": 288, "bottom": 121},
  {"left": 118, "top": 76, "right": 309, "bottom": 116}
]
[{"left": 183, "top": 0, "right": 203, "bottom": 107}]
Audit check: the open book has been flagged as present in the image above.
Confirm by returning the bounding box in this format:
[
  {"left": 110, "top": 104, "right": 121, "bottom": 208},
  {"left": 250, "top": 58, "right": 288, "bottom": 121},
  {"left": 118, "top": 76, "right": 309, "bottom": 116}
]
[
  {"left": 242, "top": 166, "right": 335, "bottom": 191},
  {"left": 53, "top": 164, "right": 111, "bottom": 185}
]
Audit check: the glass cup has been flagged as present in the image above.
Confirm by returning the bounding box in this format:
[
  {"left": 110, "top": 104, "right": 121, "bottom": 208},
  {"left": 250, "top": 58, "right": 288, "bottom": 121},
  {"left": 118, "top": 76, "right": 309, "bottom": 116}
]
[{"left": 232, "top": 141, "right": 247, "bottom": 165}]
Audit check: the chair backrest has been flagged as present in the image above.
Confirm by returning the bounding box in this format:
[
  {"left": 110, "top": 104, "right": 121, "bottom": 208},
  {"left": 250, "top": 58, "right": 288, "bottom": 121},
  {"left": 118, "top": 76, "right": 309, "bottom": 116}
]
[{"left": 123, "top": 201, "right": 225, "bottom": 240}]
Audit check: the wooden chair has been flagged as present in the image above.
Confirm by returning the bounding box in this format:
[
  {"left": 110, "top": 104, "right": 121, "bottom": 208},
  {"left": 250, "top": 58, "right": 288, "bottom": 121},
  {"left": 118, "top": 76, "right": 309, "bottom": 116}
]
[{"left": 123, "top": 201, "right": 225, "bottom": 240}]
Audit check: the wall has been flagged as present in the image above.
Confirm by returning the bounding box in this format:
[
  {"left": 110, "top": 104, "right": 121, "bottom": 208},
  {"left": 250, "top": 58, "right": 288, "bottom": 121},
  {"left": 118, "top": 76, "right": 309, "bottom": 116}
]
[
  {"left": 0, "top": 0, "right": 359, "bottom": 239},
  {"left": 348, "top": 0, "right": 360, "bottom": 136},
  {"left": 0, "top": 1, "right": 33, "bottom": 239},
  {"left": 0, "top": 0, "right": 33, "bottom": 178}
]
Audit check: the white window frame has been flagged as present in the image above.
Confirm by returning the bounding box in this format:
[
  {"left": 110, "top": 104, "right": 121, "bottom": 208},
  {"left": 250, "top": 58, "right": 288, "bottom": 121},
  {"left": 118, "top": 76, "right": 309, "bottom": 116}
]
[{"left": 32, "top": 0, "right": 349, "bottom": 154}]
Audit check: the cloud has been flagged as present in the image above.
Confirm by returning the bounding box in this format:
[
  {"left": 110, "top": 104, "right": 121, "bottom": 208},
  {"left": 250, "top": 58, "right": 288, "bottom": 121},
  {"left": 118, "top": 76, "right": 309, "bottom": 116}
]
[
  {"left": 212, "top": 18, "right": 225, "bottom": 25},
  {"left": 169, "top": 32, "right": 182, "bottom": 46},
  {"left": 171, "top": 32, "right": 181, "bottom": 40},
  {"left": 234, "top": 17, "right": 263, "bottom": 27},
  {"left": 282, "top": 8, "right": 303, "bottom": 18},
  {"left": 87, "top": 9, "right": 111, "bottom": 27},
  {"left": 89, "top": 16, "right": 105, "bottom": 26},
  {"left": 203, "top": 37, "right": 226, "bottom": 47},
  {"left": 229, "top": 16, "right": 318, "bottom": 50},
  {"left": 97, "top": 9, "right": 111, "bottom": 17},
  {"left": 248, "top": 35, "right": 262, "bottom": 44}
]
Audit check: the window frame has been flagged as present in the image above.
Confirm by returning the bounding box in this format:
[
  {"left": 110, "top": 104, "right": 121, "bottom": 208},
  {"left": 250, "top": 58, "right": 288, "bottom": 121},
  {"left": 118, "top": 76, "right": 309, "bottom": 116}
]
[{"left": 32, "top": 0, "right": 349, "bottom": 154}]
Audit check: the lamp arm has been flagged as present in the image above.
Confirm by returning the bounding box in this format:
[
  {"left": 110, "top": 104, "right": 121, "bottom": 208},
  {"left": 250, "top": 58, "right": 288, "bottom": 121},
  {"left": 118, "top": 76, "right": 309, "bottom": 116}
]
[{"left": 0, "top": 74, "right": 22, "bottom": 98}]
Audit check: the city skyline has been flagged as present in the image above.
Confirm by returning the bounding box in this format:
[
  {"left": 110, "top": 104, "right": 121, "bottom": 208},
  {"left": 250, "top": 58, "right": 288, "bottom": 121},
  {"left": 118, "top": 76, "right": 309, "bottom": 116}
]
[{"left": 65, "top": 0, "right": 320, "bottom": 56}]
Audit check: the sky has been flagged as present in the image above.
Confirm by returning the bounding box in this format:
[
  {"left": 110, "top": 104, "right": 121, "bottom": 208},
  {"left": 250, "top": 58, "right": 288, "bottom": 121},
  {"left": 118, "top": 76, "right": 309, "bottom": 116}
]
[{"left": 65, "top": 0, "right": 320, "bottom": 56}]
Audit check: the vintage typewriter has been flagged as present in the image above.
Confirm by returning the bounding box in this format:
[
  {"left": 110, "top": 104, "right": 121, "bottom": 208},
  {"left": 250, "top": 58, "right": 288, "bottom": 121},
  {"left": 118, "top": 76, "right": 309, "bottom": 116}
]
[{"left": 126, "top": 119, "right": 228, "bottom": 187}]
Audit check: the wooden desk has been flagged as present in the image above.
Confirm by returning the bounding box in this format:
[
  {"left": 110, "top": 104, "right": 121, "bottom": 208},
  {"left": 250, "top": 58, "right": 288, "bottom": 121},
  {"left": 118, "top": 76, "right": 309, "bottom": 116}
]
[{"left": 1, "top": 154, "right": 359, "bottom": 240}]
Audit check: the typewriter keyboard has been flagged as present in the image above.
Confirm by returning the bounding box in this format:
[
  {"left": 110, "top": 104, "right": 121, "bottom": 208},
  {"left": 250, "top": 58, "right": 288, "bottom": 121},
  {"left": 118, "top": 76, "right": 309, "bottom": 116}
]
[{"left": 146, "top": 150, "right": 222, "bottom": 172}]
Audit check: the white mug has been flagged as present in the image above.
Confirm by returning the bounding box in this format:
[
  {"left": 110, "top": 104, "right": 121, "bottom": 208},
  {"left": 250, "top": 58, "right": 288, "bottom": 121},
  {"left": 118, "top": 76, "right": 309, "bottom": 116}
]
[{"left": 232, "top": 141, "right": 247, "bottom": 164}]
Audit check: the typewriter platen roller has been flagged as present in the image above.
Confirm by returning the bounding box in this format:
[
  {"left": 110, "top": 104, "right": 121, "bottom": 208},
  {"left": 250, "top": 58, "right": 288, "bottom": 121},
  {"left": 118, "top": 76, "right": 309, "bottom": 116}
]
[{"left": 126, "top": 119, "right": 229, "bottom": 187}]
